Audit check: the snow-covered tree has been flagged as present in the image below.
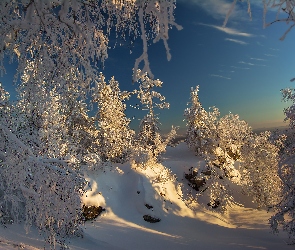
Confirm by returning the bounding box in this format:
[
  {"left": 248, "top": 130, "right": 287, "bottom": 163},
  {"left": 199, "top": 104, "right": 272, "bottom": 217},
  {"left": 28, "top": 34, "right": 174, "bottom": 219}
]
[
  {"left": 0, "top": 82, "right": 10, "bottom": 128},
  {"left": 0, "top": 88, "right": 86, "bottom": 248},
  {"left": 202, "top": 114, "right": 251, "bottom": 212},
  {"left": 214, "top": 113, "right": 252, "bottom": 170},
  {"left": 184, "top": 86, "right": 251, "bottom": 168},
  {"left": 184, "top": 86, "right": 284, "bottom": 213},
  {"left": 0, "top": 82, "right": 13, "bottom": 133},
  {"left": 93, "top": 73, "right": 135, "bottom": 163},
  {"left": 0, "top": 82, "right": 9, "bottom": 109},
  {"left": 131, "top": 70, "right": 176, "bottom": 167},
  {"left": 282, "top": 88, "right": 295, "bottom": 129},
  {"left": 270, "top": 154, "right": 295, "bottom": 244},
  {"left": 264, "top": 88, "right": 295, "bottom": 243},
  {"left": 15, "top": 62, "right": 99, "bottom": 167},
  {"left": 0, "top": 65, "right": 100, "bottom": 248},
  {"left": 184, "top": 86, "right": 219, "bottom": 155},
  {"left": 0, "top": 126, "right": 86, "bottom": 247},
  {"left": 0, "top": 0, "right": 182, "bottom": 248},
  {"left": 240, "top": 131, "right": 283, "bottom": 208},
  {"left": 15, "top": 80, "right": 63, "bottom": 157},
  {"left": 184, "top": 86, "right": 254, "bottom": 212}
]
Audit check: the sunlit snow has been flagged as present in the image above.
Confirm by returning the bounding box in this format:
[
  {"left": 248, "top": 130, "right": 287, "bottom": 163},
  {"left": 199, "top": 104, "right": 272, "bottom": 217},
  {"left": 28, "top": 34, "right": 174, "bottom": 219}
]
[{"left": 0, "top": 143, "right": 291, "bottom": 250}]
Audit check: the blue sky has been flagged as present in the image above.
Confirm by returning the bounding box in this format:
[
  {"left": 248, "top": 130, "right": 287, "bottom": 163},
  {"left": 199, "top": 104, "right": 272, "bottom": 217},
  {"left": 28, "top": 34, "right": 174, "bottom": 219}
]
[{"left": 1, "top": 0, "right": 295, "bottom": 134}]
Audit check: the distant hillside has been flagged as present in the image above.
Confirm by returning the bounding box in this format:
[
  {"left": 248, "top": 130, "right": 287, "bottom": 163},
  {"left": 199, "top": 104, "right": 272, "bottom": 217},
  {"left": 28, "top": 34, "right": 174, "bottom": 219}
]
[{"left": 253, "top": 125, "right": 289, "bottom": 134}]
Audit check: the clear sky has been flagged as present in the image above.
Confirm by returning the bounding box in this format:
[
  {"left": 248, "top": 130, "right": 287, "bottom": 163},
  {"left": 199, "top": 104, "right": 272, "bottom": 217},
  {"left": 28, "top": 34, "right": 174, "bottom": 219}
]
[{"left": 1, "top": 0, "right": 295, "bottom": 135}]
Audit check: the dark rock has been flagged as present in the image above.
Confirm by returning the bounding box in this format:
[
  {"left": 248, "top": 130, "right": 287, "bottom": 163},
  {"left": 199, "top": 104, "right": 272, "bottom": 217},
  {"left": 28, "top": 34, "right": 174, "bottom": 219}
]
[
  {"left": 143, "top": 215, "right": 161, "bottom": 223},
  {"left": 226, "top": 148, "right": 240, "bottom": 161},
  {"left": 82, "top": 205, "right": 105, "bottom": 221},
  {"left": 185, "top": 168, "right": 207, "bottom": 191},
  {"left": 145, "top": 204, "right": 153, "bottom": 209},
  {"left": 186, "top": 177, "right": 206, "bottom": 191},
  {"left": 195, "top": 179, "right": 206, "bottom": 188}
]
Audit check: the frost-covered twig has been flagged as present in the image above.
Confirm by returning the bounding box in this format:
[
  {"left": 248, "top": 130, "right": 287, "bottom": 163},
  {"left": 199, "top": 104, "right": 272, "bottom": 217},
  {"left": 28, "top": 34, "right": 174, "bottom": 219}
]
[{"left": 225, "top": 0, "right": 295, "bottom": 40}]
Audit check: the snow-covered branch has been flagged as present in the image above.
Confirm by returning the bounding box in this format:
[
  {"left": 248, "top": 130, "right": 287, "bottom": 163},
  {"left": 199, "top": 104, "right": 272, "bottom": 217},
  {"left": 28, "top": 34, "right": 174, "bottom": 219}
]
[
  {"left": 225, "top": 0, "right": 295, "bottom": 40},
  {"left": 0, "top": 0, "right": 180, "bottom": 89}
]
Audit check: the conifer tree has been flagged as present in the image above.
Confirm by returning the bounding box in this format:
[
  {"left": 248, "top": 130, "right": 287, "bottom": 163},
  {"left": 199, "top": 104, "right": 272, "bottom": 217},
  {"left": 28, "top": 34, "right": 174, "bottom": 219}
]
[
  {"left": 184, "top": 86, "right": 219, "bottom": 155},
  {"left": 132, "top": 70, "right": 176, "bottom": 166},
  {"left": 93, "top": 73, "right": 135, "bottom": 163}
]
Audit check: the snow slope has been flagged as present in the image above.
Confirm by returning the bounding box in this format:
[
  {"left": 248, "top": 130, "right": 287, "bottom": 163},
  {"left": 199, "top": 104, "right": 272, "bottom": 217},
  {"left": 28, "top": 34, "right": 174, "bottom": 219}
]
[{"left": 0, "top": 143, "right": 292, "bottom": 249}]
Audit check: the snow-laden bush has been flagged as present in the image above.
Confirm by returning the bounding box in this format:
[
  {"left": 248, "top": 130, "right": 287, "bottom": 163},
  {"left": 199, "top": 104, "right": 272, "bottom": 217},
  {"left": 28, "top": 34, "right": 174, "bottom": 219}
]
[
  {"left": 240, "top": 131, "right": 283, "bottom": 208},
  {"left": 131, "top": 70, "right": 176, "bottom": 167},
  {"left": 270, "top": 155, "right": 295, "bottom": 244}
]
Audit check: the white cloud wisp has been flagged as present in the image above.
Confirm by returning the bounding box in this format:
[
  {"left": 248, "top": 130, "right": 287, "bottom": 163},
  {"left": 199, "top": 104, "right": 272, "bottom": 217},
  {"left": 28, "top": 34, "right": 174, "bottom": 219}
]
[
  {"left": 197, "top": 23, "right": 254, "bottom": 37},
  {"left": 225, "top": 38, "right": 248, "bottom": 45}
]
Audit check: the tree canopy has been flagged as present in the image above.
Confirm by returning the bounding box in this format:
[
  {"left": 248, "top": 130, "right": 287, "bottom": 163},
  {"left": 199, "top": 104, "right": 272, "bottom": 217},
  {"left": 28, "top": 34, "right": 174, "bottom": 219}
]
[{"left": 0, "top": 0, "right": 181, "bottom": 89}]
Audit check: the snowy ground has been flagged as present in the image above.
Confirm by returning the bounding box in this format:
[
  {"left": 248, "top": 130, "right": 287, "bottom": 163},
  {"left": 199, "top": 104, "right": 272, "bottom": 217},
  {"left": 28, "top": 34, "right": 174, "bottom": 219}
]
[{"left": 0, "top": 143, "right": 292, "bottom": 250}]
